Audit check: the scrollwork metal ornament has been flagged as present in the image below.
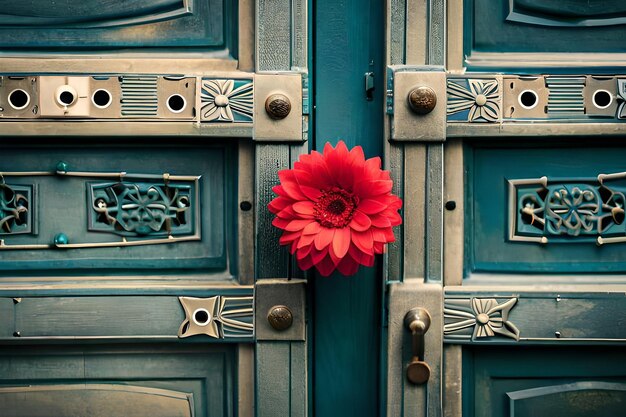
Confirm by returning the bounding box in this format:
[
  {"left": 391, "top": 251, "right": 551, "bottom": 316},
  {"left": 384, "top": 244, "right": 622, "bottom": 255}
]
[
  {"left": 618, "top": 79, "right": 626, "bottom": 119},
  {"left": 178, "top": 296, "right": 254, "bottom": 339},
  {"left": 447, "top": 79, "right": 501, "bottom": 123},
  {"left": 89, "top": 182, "right": 193, "bottom": 237},
  {"left": 444, "top": 297, "right": 520, "bottom": 341},
  {"left": 201, "top": 79, "right": 253, "bottom": 122},
  {"left": 0, "top": 182, "right": 31, "bottom": 235},
  {"left": 510, "top": 171, "right": 626, "bottom": 244}
]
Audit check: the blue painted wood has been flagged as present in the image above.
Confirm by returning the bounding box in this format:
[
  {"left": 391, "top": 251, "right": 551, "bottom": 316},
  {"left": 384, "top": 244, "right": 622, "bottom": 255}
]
[
  {"left": 464, "top": 0, "right": 626, "bottom": 69},
  {"left": 0, "top": 0, "right": 229, "bottom": 51},
  {"left": 0, "top": 141, "right": 237, "bottom": 275},
  {"left": 0, "top": 344, "right": 236, "bottom": 417},
  {"left": 467, "top": 142, "right": 626, "bottom": 275},
  {"left": 464, "top": 346, "right": 626, "bottom": 417},
  {"left": 314, "top": 0, "right": 385, "bottom": 415}
]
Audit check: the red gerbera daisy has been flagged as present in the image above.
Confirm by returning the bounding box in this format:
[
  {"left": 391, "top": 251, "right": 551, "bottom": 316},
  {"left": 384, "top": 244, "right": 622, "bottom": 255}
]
[{"left": 268, "top": 140, "right": 403, "bottom": 276}]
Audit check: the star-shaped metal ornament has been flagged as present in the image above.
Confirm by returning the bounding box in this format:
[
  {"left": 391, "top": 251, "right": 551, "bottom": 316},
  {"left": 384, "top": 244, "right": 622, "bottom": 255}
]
[{"left": 178, "top": 296, "right": 220, "bottom": 338}]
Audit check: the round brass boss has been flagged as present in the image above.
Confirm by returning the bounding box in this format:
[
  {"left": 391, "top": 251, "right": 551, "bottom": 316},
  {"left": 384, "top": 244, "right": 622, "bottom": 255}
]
[
  {"left": 407, "top": 86, "right": 437, "bottom": 115},
  {"left": 267, "top": 305, "right": 293, "bottom": 331},
  {"left": 406, "top": 359, "right": 431, "bottom": 385},
  {"left": 265, "top": 94, "right": 292, "bottom": 120}
]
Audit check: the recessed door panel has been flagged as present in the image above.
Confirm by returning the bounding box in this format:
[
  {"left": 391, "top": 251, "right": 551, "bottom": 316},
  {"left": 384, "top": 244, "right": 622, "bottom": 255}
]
[
  {"left": 468, "top": 141, "right": 626, "bottom": 275},
  {"left": 0, "top": 140, "right": 234, "bottom": 275}
]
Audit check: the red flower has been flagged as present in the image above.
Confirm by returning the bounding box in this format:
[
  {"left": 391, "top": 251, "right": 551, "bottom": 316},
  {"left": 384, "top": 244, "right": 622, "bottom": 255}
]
[{"left": 268, "top": 141, "right": 402, "bottom": 276}]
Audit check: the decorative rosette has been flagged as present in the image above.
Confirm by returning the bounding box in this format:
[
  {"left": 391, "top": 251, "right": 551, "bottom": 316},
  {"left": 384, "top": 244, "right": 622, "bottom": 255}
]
[{"left": 268, "top": 141, "right": 402, "bottom": 276}]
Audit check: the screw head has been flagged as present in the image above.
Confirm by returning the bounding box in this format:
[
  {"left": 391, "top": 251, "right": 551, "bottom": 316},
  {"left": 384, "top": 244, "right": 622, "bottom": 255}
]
[
  {"left": 267, "top": 305, "right": 293, "bottom": 331},
  {"left": 407, "top": 86, "right": 437, "bottom": 115},
  {"left": 265, "top": 94, "right": 292, "bottom": 120},
  {"left": 239, "top": 201, "right": 252, "bottom": 211},
  {"left": 445, "top": 201, "right": 457, "bottom": 211}
]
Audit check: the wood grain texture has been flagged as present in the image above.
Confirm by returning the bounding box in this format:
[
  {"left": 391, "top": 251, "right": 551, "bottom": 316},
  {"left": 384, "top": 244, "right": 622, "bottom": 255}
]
[
  {"left": 0, "top": 299, "right": 13, "bottom": 338},
  {"left": 256, "top": 342, "right": 291, "bottom": 415},
  {"left": 389, "top": 0, "right": 407, "bottom": 65},
  {"left": 404, "top": 144, "right": 426, "bottom": 280},
  {"left": 425, "top": 144, "right": 443, "bottom": 282},
  {"left": 406, "top": 0, "right": 427, "bottom": 65},
  {"left": 255, "top": 144, "right": 290, "bottom": 279},
  {"left": 238, "top": 140, "right": 255, "bottom": 284},
  {"left": 314, "top": 0, "right": 385, "bottom": 416},
  {"left": 443, "top": 139, "right": 464, "bottom": 286},
  {"left": 256, "top": 0, "right": 291, "bottom": 71},
  {"left": 428, "top": 0, "right": 446, "bottom": 65},
  {"left": 386, "top": 142, "right": 405, "bottom": 282}
]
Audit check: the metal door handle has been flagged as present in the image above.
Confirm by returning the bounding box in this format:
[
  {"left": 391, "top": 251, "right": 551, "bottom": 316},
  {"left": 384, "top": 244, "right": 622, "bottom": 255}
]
[{"left": 404, "top": 307, "right": 432, "bottom": 385}]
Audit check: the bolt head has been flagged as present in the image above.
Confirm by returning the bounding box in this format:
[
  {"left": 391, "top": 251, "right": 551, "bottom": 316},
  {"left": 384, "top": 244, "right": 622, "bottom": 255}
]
[{"left": 408, "top": 86, "right": 437, "bottom": 115}]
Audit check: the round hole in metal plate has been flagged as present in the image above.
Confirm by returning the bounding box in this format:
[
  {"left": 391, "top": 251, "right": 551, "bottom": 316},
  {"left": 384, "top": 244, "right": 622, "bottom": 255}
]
[
  {"left": 192, "top": 308, "right": 211, "bottom": 326},
  {"left": 92, "top": 89, "right": 112, "bottom": 109},
  {"left": 518, "top": 90, "right": 538, "bottom": 110},
  {"left": 8, "top": 89, "right": 30, "bottom": 110},
  {"left": 592, "top": 90, "right": 612, "bottom": 109},
  {"left": 167, "top": 94, "right": 186, "bottom": 113}
]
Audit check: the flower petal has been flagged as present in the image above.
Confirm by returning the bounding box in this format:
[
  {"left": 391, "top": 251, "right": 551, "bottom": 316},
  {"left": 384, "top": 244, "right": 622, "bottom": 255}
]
[
  {"left": 302, "top": 221, "right": 322, "bottom": 235},
  {"left": 292, "top": 201, "right": 315, "bottom": 215},
  {"left": 349, "top": 210, "right": 372, "bottom": 232},
  {"left": 337, "top": 256, "right": 360, "bottom": 275},
  {"left": 351, "top": 229, "right": 374, "bottom": 254},
  {"left": 314, "top": 227, "right": 335, "bottom": 250},
  {"left": 332, "top": 227, "right": 351, "bottom": 259},
  {"left": 297, "top": 233, "right": 316, "bottom": 248},
  {"left": 358, "top": 198, "right": 388, "bottom": 214},
  {"left": 285, "top": 219, "right": 314, "bottom": 231},
  {"left": 315, "top": 254, "right": 337, "bottom": 276}
]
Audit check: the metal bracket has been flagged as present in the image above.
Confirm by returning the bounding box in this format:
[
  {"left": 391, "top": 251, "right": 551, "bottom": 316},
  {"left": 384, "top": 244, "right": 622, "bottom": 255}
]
[
  {"left": 253, "top": 72, "right": 306, "bottom": 142},
  {"left": 388, "top": 65, "right": 447, "bottom": 142},
  {"left": 255, "top": 278, "right": 306, "bottom": 341}
]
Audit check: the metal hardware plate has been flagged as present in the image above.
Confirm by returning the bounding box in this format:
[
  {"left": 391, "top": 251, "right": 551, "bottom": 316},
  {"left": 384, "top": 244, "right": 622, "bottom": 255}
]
[
  {"left": 390, "top": 68, "right": 447, "bottom": 141},
  {"left": 253, "top": 73, "right": 304, "bottom": 142},
  {"left": 255, "top": 279, "right": 306, "bottom": 341}
]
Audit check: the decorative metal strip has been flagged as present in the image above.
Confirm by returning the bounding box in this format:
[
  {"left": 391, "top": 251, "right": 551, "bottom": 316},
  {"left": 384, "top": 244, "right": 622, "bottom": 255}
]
[
  {"left": 509, "top": 171, "right": 626, "bottom": 245},
  {"left": 88, "top": 181, "right": 194, "bottom": 237},
  {"left": 0, "top": 168, "right": 201, "bottom": 250},
  {"left": 0, "top": 182, "right": 32, "bottom": 235},
  {"left": 618, "top": 79, "right": 626, "bottom": 119},
  {"left": 546, "top": 76, "right": 585, "bottom": 115},
  {"left": 178, "top": 295, "right": 254, "bottom": 339},
  {"left": 200, "top": 79, "right": 253, "bottom": 122},
  {"left": 447, "top": 78, "right": 501, "bottom": 123},
  {"left": 444, "top": 297, "right": 520, "bottom": 342},
  {"left": 121, "top": 75, "right": 158, "bottom": 117}
]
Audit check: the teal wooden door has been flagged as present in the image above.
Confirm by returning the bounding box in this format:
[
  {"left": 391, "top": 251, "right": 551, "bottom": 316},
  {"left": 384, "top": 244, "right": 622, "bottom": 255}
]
[
  {"left": 0, "top": 1, "right": 309, "bottom": 416},
  {"left": 383, "top": 0, "right": 626, "bottom": 416}
]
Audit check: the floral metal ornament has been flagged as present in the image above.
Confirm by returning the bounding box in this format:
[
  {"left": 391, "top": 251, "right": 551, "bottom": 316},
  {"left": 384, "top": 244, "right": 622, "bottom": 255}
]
[
  {"left": 444, "top": 297, "right": 520, "bottom": 341},
  {"left": 447, "top": 79, "right": 501, "bottom": 122},
  {"left": 201, "top": 79, "right": 253, "bottom": 123},
  {"left": 268, "top": 141, "right": 403, "bottom": 276},
  {"left": 0, "top": 182, "right": 30, "bottom": 234}
]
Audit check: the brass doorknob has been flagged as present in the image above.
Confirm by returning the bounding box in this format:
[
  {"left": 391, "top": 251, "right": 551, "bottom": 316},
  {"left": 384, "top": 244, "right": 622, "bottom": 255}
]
[
  {"left": 265, "top": 94, "right": 292, "bottom": 120},
  {"left": 404, "top": 307, "right": 432, "bottom": 385},
  {"left": 268, "top": 305, "right": 293, "bottom": 331},
  {"left": 407, "top": 86, "right": 437, "bottom": 115}
]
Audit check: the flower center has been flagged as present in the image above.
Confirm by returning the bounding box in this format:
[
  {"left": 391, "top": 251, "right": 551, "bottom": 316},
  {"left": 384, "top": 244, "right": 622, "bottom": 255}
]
[
  {"left": 215, "top": 95, "right": 230, "bottom": 107},
  {"left": 476, "top": 313, "right": 490, "bottom": 325},
  {"left": 314, "top": 188, "right": 357, "bottom": 228},
  {"left": 475, "top": 94, "right": 487, "bottom": 107}
]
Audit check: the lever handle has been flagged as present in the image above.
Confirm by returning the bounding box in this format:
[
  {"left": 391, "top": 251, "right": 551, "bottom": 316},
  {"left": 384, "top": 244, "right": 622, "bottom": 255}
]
[{"left": 404, "top": 307, "right": 432, "bottom": 385}]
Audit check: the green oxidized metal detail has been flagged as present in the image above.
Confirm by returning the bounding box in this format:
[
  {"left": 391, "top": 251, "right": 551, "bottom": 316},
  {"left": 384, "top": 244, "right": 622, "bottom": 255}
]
[
  {"left": 88, "top": 181, "right": 194, "bottom": 237},
  {"left": 509, "top": 172, "right": 626, "bottom": 244},
  {"left": 0, "top": 182, "right": 32, "bottom": 235}
]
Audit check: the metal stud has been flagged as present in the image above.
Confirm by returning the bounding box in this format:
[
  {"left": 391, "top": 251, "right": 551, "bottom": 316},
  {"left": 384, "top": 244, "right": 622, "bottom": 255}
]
[
  {"left": 407, "top": 86, "right": 437, "bottom": 115},
  {"left": 267, "top": 305, "right": 293, "bottom": 331},
  {"left": 265, "top": 94, "right": 292, "bottom": 120}
]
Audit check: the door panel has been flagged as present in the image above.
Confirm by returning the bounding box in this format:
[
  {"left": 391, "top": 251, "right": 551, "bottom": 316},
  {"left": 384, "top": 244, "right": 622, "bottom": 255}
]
[
  {"left": 0, "top": 344, "right": 236, "bottom": 417},
  {"left": 0, "top": 141, "right": 234, "bottom": 274},
  {"left": 0, "top": 0, "right": 230, "bottom": 51},
  {"left": 467, "top": 142, "right": 626, "bottom": 275},
  {"left": 464, "top": 347, "right": 626, "bottom": 417}
]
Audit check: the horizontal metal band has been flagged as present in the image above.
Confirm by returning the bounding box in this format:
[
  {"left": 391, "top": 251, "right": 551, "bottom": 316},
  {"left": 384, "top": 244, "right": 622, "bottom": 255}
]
[{"left": 444, "top": 287, "right": 626, "bottom": 344}]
